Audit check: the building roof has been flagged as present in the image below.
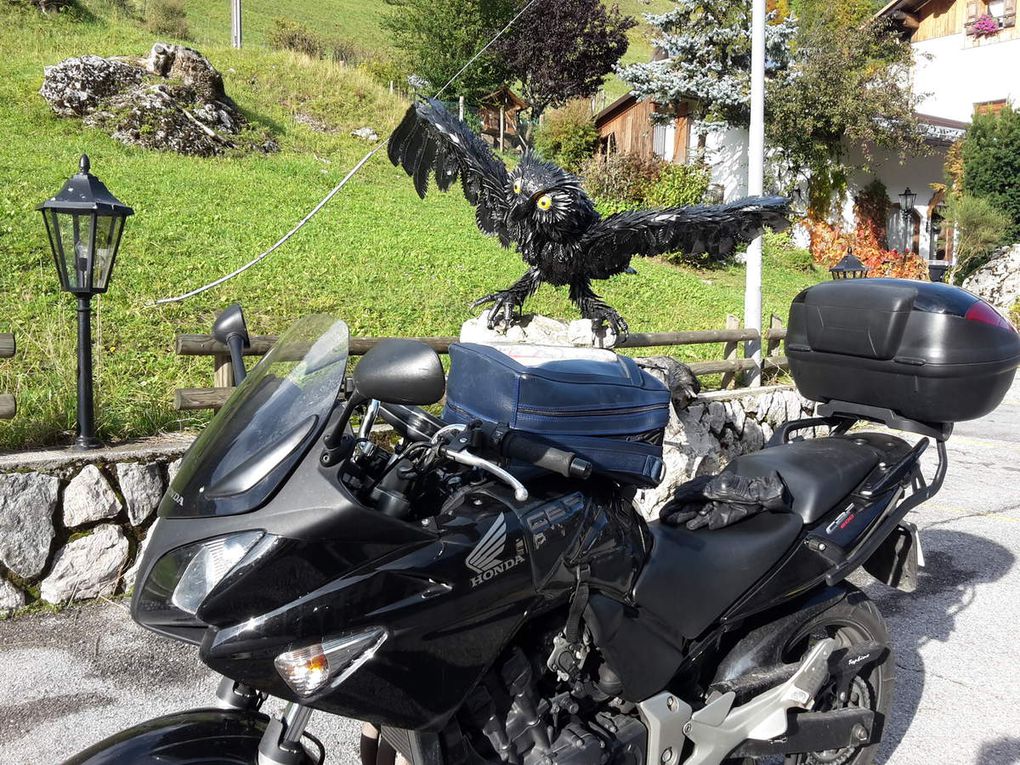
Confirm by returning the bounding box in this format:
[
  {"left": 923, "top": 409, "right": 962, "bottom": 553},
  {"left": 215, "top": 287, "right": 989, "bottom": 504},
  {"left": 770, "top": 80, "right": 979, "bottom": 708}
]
[
  {"left": 479, "top": 86, "right": 529, "bottom": 110},
  {"left": 875, "top": 0, "right": 927, "bottom": 17},
  {"left": 917, "top": 112, "right": 970, "bottom": 144},
  {"left": 594, "top": 92, "right": 638, "bottom": 126}
]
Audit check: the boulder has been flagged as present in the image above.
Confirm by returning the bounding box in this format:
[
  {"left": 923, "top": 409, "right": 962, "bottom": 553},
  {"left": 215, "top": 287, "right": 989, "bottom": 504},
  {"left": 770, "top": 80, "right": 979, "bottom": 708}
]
[
  {"left": 40, "top": 43, "right": 276, "bottom": 157},
  {"left": 963, "top": 244, "right": 1020, "bottom": 315},
  {"left": 0, "top": 472, "right": 59, "bottom": 579},
  {"left": 63, "top": 465, "right": 122, "bottom": 527},
  {"left": 351, "top": 126, "right": 379, "bottom": 142},
  {"left": 40, "top": 524, "right": 129, "bottom": 604},
  {"left": 39, "top": 55, "right": 142, "bottom": 117},
  {"left": 460, "top": 312, "right": 618, "bottom": 348},
  {"left": 116, "top": 462, "right": 165, "bottom": 525},
  {"left": 0, "top": 578, "right": 26, "bottom": 614}
]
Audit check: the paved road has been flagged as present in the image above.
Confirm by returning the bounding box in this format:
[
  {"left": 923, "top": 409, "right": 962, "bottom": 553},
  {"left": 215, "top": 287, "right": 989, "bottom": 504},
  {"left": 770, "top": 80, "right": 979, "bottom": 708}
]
[{"left": 2, "top": 384, "right": 1019, "bottom": 764}]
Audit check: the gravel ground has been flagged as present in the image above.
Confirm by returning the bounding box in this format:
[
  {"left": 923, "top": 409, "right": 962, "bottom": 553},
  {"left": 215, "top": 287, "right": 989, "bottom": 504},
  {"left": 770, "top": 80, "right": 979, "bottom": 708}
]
[{"left": 2, "top": 384, "right": 1018, "bottom": 765}]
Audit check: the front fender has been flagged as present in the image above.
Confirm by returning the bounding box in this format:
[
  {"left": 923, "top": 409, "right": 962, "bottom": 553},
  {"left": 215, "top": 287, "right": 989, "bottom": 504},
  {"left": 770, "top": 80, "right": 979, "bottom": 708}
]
[{"left": 62, "top": 708, "right": 270, "bottom": 765}]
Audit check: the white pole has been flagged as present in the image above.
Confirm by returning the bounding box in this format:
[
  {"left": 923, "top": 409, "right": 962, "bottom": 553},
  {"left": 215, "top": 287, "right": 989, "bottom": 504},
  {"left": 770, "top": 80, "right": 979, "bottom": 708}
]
[
  {"left": 499, "top": 104, "right": 506, "bottom": 152},
  {"left": 231, "top": 0, "right": 242, "bottom": 48},
  {"left": 459, "top": 95, "right": 465, "bottom": 122},
  {"left": 744, "top": 0, "right": 766, "bottom": 387}
]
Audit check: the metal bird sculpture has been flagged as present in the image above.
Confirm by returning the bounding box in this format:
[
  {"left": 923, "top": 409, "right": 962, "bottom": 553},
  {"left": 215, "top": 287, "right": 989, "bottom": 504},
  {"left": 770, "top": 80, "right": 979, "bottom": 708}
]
[{"left": 388, "top": 99, "right": 791, "bottom": 339}]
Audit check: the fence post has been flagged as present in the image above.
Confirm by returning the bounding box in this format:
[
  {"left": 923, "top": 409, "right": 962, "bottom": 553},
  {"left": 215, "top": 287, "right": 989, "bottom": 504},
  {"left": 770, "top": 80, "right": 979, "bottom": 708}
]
[
  {"left": 213, "top": 353, "right": 233, "bottom": 389},
  {"left": 720, "top": 314, "right": 740, "bottom": 389},
  {"left": 765, "top": 314, "right": 783, "bottom": 383},
  {"left": 0, "top": 332, "right": 15, "bottom": 420}
]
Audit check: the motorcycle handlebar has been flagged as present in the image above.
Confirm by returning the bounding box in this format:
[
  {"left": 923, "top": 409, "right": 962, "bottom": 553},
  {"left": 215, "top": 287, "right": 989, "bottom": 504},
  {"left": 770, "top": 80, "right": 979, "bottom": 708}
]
[{"left": 495, "top": 430, "right": 593, "bottom": 480}]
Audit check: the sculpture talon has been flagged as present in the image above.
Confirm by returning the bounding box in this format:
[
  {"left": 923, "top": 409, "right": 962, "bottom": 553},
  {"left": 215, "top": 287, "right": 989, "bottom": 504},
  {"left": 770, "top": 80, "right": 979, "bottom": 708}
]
[{"left": 388, "top": 99, "right": 790, "bottom": 335}]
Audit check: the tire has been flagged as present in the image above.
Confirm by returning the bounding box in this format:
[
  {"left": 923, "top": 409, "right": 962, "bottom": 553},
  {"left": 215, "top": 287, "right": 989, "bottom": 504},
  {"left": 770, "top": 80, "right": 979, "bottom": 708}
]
[{"left": 777, "top": 587, "right": 895, "bottom": 765}]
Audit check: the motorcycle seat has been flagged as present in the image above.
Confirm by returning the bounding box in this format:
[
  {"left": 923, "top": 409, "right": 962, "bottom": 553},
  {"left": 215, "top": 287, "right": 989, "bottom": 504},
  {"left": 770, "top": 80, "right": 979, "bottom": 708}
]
[
  {"left": 719, "top": 434, "right": 899, "bottom": 525},
  {"left": 634, "top": 512, "right": 804, "bottom": 640}
]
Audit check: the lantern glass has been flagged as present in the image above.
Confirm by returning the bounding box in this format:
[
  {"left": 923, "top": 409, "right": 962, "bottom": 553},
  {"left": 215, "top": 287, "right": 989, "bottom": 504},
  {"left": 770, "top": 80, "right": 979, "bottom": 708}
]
[
  {"left": 49, "top": 210, "right": 95, "bottom": 293},
  {"left": 93, "top": 213, "right": 124, "bottom": 292}
]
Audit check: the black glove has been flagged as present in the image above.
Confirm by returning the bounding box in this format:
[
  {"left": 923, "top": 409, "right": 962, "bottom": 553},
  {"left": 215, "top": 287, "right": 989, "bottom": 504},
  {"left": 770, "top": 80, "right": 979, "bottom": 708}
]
[
  {"left": 661, "top": 471, "right": 788, "bottom": 531},
  {"left": 682, "top": 500, "right": 762, "bottom": 530},
  {"left": 702, "top": 471, "right": 787, "bottom": 511}
]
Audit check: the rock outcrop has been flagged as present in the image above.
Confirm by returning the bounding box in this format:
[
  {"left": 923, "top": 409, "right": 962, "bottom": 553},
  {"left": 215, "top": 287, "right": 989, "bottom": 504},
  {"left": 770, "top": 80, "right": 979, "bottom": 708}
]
[
  {"left": 963, "top": 244, "right": 1020, "bottom": 316},
  {"left": 40, "top": 43, "right": 277, "bottom": 157}
]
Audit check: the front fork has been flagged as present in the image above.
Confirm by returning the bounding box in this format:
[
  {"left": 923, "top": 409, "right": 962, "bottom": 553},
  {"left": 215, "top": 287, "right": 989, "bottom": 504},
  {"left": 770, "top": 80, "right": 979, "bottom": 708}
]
[{"left": 215, "top": 677, "right": 317, "bottom": 765}]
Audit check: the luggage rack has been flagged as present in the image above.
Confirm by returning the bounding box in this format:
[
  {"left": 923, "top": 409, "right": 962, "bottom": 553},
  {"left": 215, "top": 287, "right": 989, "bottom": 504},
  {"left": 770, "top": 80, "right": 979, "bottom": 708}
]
[{"left": 768, "top": 399, "right": 953, "bottom": 446}]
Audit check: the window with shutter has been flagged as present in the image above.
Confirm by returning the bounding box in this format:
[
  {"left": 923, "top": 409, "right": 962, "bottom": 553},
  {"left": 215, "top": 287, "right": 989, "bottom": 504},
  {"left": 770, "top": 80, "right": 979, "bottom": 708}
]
[
  {"left": 1003, "top": 0, "right": 1017, "bottom": 26},
  {"left": 966, "top": 0, "right": 981, "bottom": 32}
]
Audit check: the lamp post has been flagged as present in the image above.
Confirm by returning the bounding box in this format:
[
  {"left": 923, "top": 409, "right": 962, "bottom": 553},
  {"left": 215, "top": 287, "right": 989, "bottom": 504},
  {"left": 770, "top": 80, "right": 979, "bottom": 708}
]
[
  {"left": 829, "top": 248, "right": 870, "bottom": 280},
  {"left": 38, "top": 155, "right": 133, "bottom": 449},
  {"left": 899, "top": 187, "right": 916, "bottom": 220}
]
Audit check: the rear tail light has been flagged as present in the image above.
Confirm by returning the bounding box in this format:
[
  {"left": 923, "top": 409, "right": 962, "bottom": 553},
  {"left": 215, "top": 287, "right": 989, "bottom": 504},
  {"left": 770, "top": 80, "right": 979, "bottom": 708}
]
[{"left": 964, "top": 300, "right": 1015, "bottom": 331}]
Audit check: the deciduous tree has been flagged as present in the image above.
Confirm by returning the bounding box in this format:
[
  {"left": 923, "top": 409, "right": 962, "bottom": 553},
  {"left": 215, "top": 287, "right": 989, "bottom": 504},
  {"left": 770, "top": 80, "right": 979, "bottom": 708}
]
[
  {"left": 496, "top": 0, "right": 635, "bottom": 137},
  {"left": 384, "top": 0, "right": 516, "bottom": 102}
]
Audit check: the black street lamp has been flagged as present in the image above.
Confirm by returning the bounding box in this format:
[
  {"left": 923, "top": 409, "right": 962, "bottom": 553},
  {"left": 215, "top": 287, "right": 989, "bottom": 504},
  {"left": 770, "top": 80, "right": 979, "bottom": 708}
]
[
  {"left": 830, "top": 248, "right": 870, "bottom": 280},
  {"left": 38, "top": 155, "right": 133, "bottom": 449},
  {"left": 899, "top": 187, "right": 917, "bottom": 220}
]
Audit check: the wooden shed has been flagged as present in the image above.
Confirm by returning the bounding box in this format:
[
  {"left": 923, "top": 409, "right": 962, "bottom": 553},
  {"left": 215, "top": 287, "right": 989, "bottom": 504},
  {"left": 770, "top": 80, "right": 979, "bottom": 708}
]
[
  {"left": 594, "top": 94, "right": 692, "bottom": 164},
  {"left": 479, "top": 86, "right": 529, "bottom": 152}
]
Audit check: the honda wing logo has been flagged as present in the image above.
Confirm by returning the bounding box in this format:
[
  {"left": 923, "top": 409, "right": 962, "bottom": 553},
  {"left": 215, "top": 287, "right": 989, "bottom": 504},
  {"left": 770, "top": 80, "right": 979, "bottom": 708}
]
[{"left": 466, "top": 514, "right": 525, "bottom": 587}]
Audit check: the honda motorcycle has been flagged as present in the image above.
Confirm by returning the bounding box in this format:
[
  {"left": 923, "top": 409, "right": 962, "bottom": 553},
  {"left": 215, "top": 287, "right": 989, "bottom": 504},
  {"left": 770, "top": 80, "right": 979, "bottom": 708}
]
[{"left": 67, "top": 279, "right": 1020, "bottom": 765}]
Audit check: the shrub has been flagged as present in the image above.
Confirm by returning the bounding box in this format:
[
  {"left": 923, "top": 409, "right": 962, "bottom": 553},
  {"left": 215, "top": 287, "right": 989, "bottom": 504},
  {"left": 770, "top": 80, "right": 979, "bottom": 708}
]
[
  {"left": 764, "top": 230, "right": 815, "bottom": 273},
  {"left": 943, "top": 193, "right": 1010, "bottom": 283},
  {"left": 327, "top": 37, "right": 367, "bottom": 66},
  {"left": 267, "top": 17, "right": 323, "bottom": 58},
  {"left": 963, "top": 106, "right": 1020, "bottom": 243},
  {"left": 1010, "top": 300, "right": 1020, "bottom": 329},
  {"left": 145, "top": 0, "right": 188, "bottom": 39},
  {"left": 644, "top": 162, "right": 710, "bottom": 208},
  {"left": 580, "top": 153, "right": 665, "bottom": 213},
  {"left": 534, "top": 100, "right": 598, "bottom": 171}
]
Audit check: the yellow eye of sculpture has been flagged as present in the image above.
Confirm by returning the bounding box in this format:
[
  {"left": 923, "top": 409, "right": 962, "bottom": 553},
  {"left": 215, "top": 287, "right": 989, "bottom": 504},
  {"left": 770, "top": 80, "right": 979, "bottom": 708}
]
[
  {"left": 513, "top": 180, "right": 522, "bottom": 194},
  {"left": 537, "top": 194, "right": 552, "bottom": 211}
]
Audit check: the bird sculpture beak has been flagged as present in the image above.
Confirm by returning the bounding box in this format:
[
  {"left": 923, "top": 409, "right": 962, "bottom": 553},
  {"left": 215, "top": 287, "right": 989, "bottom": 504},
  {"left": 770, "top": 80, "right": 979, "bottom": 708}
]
[{"left": 509, "top": 202, "right": 528, "bottom": 221}]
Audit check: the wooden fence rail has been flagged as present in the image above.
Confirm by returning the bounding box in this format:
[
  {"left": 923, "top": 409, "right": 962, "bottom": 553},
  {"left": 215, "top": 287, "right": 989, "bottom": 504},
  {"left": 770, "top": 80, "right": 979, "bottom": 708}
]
[
  {"left": 174, "top": 317, "right": 789, "bottom": 412},
  {"left": 0, "top": 332, "right": 15, "bottom": 420}
]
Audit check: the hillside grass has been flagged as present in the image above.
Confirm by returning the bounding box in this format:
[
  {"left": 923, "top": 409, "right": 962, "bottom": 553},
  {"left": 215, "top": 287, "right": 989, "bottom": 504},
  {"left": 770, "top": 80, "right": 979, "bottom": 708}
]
[
  {"left": 177, "top": 0, "right": 669, "bottom": 103},
  {"left": 0, "top": 1, "right": 820, "bottom": 450}
]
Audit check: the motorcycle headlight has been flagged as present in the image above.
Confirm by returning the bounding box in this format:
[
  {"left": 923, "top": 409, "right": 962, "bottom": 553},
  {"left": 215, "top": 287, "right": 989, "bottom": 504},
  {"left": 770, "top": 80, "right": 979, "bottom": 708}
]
[
  {"left": 135, "top": 531, "right": 264, "bottom": 628},
  {"left": 171, "top": 532, "right": 265, "bottom": 615}
]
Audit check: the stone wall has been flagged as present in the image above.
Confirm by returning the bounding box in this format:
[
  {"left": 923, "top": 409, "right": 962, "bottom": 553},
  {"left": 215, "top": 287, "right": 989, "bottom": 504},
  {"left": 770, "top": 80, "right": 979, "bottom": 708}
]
[
  {"left": 0, "top": 435, "right": 192, "bottom": 614},
  {"left": 0, "top": 385, "right": 815, "bottom": 614},
  {"left": 633, "top": 384, "right": 815, "bottom": 518}
]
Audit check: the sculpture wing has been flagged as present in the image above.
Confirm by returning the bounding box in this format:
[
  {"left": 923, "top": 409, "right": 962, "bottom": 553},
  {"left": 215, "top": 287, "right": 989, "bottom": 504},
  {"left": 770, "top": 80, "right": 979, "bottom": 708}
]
[
  {"left": 388, "top": 98, "right": 512, "bottom": 246},
  {"left": 579, "top": 196, "right": 791, "bottom": 279}
]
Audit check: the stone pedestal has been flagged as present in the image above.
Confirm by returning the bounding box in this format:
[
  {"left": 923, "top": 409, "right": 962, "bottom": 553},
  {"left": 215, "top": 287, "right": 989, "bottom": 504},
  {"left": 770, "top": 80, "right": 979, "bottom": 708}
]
[{"left": 461, "top": 312, "right": 619, "bottom": 349}]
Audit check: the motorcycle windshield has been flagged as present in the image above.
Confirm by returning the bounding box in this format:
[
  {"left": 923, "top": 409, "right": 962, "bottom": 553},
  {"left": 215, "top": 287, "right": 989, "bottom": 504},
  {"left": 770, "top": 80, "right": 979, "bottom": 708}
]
[{"left": 163, "top": 316, "right": 350, "bottom": 518}]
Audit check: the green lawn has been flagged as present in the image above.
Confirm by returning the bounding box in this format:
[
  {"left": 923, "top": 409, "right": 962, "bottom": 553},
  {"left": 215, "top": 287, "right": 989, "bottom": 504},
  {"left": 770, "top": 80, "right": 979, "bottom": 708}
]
[{"left": 0, "top": 1, "right": 820, "bottom": 450}]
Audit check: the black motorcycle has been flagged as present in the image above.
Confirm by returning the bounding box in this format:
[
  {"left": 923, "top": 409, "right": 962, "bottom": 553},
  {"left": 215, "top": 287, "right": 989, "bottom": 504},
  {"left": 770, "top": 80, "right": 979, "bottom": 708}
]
[{"left": 68, "top": 279, "right": 1020, "bottom": 765}]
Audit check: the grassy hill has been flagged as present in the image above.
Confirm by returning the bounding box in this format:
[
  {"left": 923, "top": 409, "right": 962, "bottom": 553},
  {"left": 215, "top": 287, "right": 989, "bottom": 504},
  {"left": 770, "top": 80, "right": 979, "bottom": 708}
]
[
  {"left": 177, "top": 0, "right": 671, "bottom": 102},
  {"left": 0, "top": 0, "right": 819, "bottom": 450}
]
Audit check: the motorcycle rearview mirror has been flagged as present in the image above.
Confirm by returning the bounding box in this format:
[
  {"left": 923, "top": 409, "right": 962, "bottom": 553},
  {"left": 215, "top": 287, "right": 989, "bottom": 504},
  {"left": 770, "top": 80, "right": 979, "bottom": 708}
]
[
  {"left": 353, "top": 339, "right": 446, "bottom": 406},
  {"left": 321, "top": 340, "right": 445, "bottom": 462},
  {"left": 211, "top": 304, "right": 251, "bottom": 386}
]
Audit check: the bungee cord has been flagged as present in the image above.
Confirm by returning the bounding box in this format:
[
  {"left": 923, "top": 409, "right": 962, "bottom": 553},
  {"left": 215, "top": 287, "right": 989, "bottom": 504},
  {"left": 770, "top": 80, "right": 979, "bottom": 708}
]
[{"left": 152, "top": 0, "right": 542, "bottom": 306}]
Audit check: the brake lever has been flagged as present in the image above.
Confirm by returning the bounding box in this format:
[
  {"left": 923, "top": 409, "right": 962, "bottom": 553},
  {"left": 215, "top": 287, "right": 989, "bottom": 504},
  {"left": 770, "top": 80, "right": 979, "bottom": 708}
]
[{"left": 441, "top": 446, "right": 529, "bottom": 503}]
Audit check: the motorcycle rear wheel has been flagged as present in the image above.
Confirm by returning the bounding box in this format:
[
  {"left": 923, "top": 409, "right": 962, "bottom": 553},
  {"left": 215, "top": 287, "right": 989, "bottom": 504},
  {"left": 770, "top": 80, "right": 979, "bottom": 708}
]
[{"left": 778, "top": 588, "right": 895, "bottom": 765}]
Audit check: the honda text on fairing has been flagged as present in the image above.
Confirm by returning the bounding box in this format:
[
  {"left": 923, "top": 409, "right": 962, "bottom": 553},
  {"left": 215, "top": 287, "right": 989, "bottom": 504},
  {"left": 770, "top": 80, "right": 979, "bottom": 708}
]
[{"left": 67, "top": 279, "right": 1020, "bottom": 765}]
